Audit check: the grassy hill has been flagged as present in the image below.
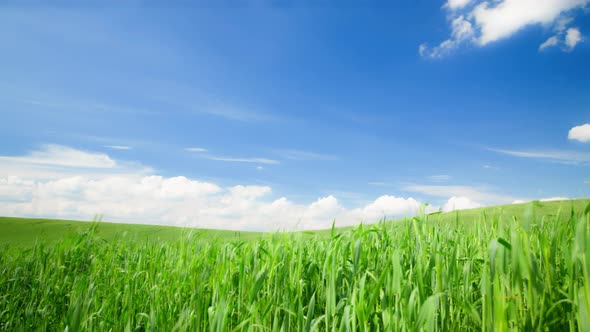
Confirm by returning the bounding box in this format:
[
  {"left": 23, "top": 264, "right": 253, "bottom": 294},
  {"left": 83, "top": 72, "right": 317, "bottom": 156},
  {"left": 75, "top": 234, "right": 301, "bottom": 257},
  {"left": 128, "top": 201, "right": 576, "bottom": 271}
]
[
  {"left": 0, "top": 216, "right": 263, "bottom": 247},
  {"left": 1, "top": 198, "right": 588, "bottom": 246},
  {"left": 1, "top": 198, "right": 589, "bottom": 330}
]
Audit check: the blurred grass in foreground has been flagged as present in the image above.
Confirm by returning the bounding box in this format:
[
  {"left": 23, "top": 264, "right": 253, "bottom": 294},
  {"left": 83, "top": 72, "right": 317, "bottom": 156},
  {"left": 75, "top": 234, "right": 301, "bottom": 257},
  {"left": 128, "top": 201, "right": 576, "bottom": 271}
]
[{"left": 0, "top": 199, "right": 589, "bottom": 330}]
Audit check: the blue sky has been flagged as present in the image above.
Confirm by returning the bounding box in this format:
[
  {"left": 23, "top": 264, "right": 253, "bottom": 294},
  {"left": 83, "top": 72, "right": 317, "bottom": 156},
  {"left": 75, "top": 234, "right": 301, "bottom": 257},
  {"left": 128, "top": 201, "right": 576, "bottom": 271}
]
[{"left": 1, "top": 1, "right": 589, "bottom": 230}]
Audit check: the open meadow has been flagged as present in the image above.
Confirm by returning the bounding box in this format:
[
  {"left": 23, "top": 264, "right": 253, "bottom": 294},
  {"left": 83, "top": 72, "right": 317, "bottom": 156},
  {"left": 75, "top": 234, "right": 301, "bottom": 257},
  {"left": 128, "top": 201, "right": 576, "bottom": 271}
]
[
  {"left": 3, "top": 1, "right": 590, "bottom": 331},
  {"left": 1, "top": 199, "right": 590, "bottom": 331}
]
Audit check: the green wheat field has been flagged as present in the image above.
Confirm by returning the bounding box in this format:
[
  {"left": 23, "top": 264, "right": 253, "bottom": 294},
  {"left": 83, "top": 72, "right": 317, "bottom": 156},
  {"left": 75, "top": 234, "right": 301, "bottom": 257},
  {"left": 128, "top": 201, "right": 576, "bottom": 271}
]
[{"left": 1, "top": 199, "right": 590, "bottom": 331}]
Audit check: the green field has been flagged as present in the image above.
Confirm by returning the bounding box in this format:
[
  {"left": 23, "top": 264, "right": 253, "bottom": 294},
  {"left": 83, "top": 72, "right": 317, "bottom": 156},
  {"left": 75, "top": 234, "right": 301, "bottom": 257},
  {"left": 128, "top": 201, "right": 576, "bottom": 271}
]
[
  {"left": 1, "top": 199, "right": 590, "bottom": 330},
  {"left": 0, "top": 217, "right": 263, "bottom": 247}
]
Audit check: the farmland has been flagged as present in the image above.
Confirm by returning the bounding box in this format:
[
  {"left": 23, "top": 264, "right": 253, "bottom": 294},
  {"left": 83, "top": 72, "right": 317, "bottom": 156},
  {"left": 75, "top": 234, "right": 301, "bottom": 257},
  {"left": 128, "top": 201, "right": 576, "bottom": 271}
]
[{"left": 1, "top": 199, "right": 589, "bottom": 331}]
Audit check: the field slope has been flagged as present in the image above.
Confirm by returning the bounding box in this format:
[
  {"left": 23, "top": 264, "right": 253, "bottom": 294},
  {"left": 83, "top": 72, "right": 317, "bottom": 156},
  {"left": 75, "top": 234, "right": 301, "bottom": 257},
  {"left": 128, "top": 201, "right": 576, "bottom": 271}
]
[
  {"left": 0, "top": 216, "right": 262, "bottom": 246},
  {"left": 1, "top": 198, "right": 589, "bottom": 331},
  {"left": 2, "top": 198, "right": 588, "bottom": 246}
]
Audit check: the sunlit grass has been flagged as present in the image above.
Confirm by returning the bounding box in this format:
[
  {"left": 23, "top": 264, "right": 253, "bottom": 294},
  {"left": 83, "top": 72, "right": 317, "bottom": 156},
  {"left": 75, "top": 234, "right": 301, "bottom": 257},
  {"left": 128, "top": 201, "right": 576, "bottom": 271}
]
[{"left": 1, "top": 201, "right": 589, "bottom": 330}]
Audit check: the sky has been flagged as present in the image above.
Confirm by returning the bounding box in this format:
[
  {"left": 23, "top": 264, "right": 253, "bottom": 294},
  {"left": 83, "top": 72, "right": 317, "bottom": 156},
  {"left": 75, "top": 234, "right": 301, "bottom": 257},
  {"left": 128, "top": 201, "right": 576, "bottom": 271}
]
[{"left": 1, "top": 0, "right": 589, "bottom": 230}]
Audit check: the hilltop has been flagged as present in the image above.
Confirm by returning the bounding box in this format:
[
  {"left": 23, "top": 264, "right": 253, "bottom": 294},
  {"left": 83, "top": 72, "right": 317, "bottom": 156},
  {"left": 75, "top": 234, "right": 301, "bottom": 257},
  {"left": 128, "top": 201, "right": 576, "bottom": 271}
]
[{"left": 1, "top": 198, "right": 588, "bottom": 246}]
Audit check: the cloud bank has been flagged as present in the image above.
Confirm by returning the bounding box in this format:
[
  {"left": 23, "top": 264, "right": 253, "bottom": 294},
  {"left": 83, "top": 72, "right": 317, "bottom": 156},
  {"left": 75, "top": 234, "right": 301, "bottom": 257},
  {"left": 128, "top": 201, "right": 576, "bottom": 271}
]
[
  {"left": 421, "top": 0, "right": 588, "bottom": 57},
  {"left": 2, "top": 145, "right": 563, "bottom": 230},
  {"left": 0, "top": 145, "right": 475, "bottom": 231}
]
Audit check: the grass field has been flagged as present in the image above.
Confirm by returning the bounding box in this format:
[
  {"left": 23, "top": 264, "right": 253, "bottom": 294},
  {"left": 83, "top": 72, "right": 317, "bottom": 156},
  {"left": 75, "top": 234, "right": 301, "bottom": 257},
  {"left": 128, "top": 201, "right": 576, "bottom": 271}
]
[
  {"left": 0, "top": 217, "right": 263, "bottom": 247},
  {"left": 1, "top": 199, "right": 590, "bottom": 330}
]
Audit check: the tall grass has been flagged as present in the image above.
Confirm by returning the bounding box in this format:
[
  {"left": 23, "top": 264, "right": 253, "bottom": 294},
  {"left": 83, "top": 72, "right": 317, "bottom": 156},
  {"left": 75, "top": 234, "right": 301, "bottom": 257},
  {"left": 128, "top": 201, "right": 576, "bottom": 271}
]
[{"left": 1, "top": 203, "right": 589, "bottom": 331}]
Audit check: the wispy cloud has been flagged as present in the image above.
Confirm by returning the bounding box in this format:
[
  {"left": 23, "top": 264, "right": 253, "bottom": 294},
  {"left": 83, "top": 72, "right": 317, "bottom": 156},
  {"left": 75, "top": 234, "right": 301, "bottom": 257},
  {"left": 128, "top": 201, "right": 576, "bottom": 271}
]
[
  {"left": 104, "top": 145, "right": 132, "bottom": 150},
  {"left": 489, "top": 148, "right": 590, "bottom": 165},
  {"left": 0, "top": 144, "right": 153, "bottom": 180},
  {"left": 204, "top": 156, "right": 280, "bottom": 165},
  {"left": 203, "top": 105, "right": 275, "bottom": 123},
  {"left": 185, "top": 147, "right": 208, "bottom": 153},
  {"left": 0, "top": 144, "right": 117, "bottom": 169},
  {"left": 272, "top": 149, "right": 339, "bottom": 161}
]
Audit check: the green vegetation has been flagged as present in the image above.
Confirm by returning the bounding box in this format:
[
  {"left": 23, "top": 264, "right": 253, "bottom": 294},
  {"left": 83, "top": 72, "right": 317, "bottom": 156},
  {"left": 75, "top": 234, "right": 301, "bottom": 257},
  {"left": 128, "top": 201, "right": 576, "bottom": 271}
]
[
  {"left": 0, "top": 217, "right": 262, "bottom": 247},
  {"left": 1, "top": 199, "right": 590, "bottom": 330}
]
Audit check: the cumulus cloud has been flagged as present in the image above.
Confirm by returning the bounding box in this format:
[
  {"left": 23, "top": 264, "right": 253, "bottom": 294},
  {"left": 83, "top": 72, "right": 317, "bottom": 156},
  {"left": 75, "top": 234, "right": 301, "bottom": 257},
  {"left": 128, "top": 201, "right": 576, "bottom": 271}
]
[
  {"left": 569, "top": 123, "right": 590, "bottom": 142},
  {"left": 352, "top": 195, "right": 423, "bottom": 221},
  {"left": 565, "top": 27, "right": 583, "bottom": 49},
  {"left": 446, "top": 0, "right": 472, "bottom": 10},
  {"left": 442, "top": 196, "right": 482, "bottom": 212},
  {"left": 422, "top": 0, "right": 588, "bottom": 57},
  {"left": 0, "top": 145, "right": 506, "bottom": 231},
  {"left": 0, "top": 174, "right": 435, "bottom": 231}
]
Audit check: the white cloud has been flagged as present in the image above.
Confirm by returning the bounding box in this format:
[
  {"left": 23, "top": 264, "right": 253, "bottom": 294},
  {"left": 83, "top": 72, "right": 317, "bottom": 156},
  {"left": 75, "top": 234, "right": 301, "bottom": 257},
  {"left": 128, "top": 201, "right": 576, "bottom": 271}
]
[
  {"left": 451, "top": 15, "right": 475, "bottom": 41},
  {"left": 0, "top": 144, "right": 116, "bottom": 169},
  {"left": 539, "top": 36, "right": 560, "bottom": 50},
  {"left": 446, "top": 0, "right": 472, "bottom": 10},
  {"left": 204, "top": 156, "right": 279, "bottom": 165},
  {"left": 352, "top": 195, "right": 422, "bottom": 221},
  {"left": 0, "top": 145, "right": 522, "bottom": 231},
  {"left": 540, "top": 196, "right": 570, "bottom": 201},
  {"left": 421, "top": 16, "right": 474, "bottom": 58},
  {"left": 185, "top": 147, "right": 208, "bottom": 153},
  {"left": 473, "top": 0, "right": 587, "bottom": 45},
  {"left": 490, "top": 147, "right": 590, "bottom": 164},
  {"left": 419, "top": 43, "right": 429, "bottom": 56},
  {"left": 442, "top": 196, "right": 482, "bottom": 212},
  {"left": 556, "top": 17, "right": 574, "bottom": 32},
  {"left": 538, "top": 19, "right": 582, "bottom": 51},
  {"left": 0, "top": 145, "right": 153, "bottom": 181},
  {"left": 513, "top": 196, "right": 571, "bottom": 204},
  {"left": 565, "top": 27, "right": 583, "bottom": 49},
  {"left": 569, "top": 123, "right": 590, "bottom": 142},
  {"left": 422, "top": 0, "right": 589, "bottom": 57}
]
